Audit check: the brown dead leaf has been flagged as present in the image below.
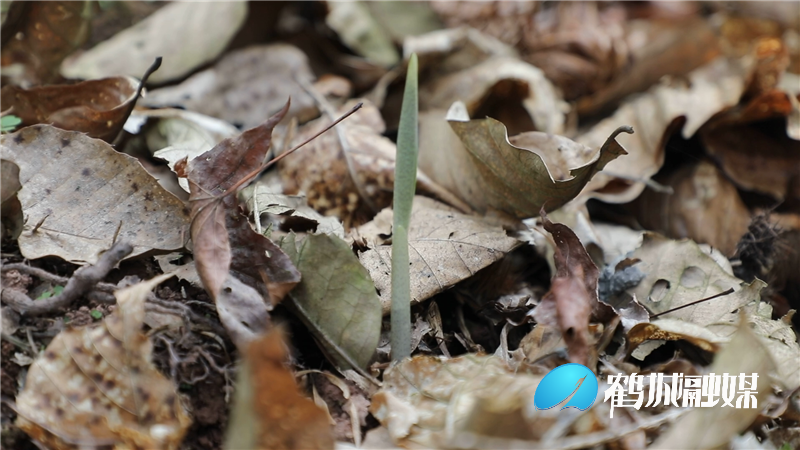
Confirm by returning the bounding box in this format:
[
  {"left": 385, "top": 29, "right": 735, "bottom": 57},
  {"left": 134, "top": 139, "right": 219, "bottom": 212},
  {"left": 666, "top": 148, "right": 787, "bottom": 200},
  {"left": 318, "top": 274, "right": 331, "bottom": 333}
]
[
  {"left": 633, "top": 160, "right": 752, "bottom": 256},
  {"left": 185, "top": 101, "right": 300, "bottom": 348},
  {"left": 225, "top": 328, "right": 334, "bottom": 450},
  {"left": 14, "top": 274, "right": 191, "bottom": 450},
  {"left": 60, "top": 1, "right": 247, "bottom": 85},
  {"left": 0, "top": 1, "right": 92, "bottom": 86},
  {"left": 0, "top": 125, "right": 190, "bottom": 264},
  {"left": 577, "top": 56, "right": 752, "bottom": 204},
  {"left": 145, "top": 44, "right": 317, "bottom": 130},
  {"left": 1, "top": 75, "right": 147, "bottom": 143},
  {"left": 356, "top": 196, "right": 519, "bottom": 314},
  {"left": 531, "top": 213, "right": 610, "bottom": 366},
  {"left": 420, "top": 101, "right": 630, "bottom": 220}
]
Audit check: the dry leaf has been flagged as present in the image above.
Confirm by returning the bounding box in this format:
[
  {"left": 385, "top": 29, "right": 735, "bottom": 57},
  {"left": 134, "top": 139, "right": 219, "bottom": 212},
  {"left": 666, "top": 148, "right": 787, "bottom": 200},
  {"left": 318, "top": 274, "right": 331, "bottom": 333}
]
[
  {"left": 627, "top": 233, "right": 766, "bottom": 326},
  {"left": 370, "top": 353, "right": 574, "bottom": 448},
  {"left": 0, "top": 125, "right": 190, "bottom": 264},
  {"left": 633, "top": 160, "right": 752, "bottom": 256},
  {"left": 225, "top": 328, "right": 334, "bottom": 450},
  {"left": 61, "top": 1, "right": 247, "bottom": 84},
  {"left": 576, "top": 56, "right": 752, "bottom": 204},
  {"left": 701, "top": 91, "right": 800, "bottom": 203},
  {"left": 356, "top": 196, "right": 519, "bottom": 314},
  {"left": 145, "top": 44, "right": 317, "bottom": 130},
  {"left": 279, "top": 233, "right": 382, "bottom": 369},
  {"left": 652, "top": 316, "right": 776, "bottom": 449},
  {"left": 420, "top": 101, "right": 630, "bottom": 220},
  {"left": 0, "top": 1, "right": 92, "bottom": 86},
  {"left": 1, "top": 76, "right": 145, "bottom": 142},
  {"left": 419, "top": 56, "right": 568, "bottom": 136},
  {"left": 531, "top": 213, "right": 609, "bottom": 366},
  {"left": 14, "top": 274, "right": 191, "bottom": 450},
  {"left": 185, "top": 101, "right": 300, "bottom": 348}
]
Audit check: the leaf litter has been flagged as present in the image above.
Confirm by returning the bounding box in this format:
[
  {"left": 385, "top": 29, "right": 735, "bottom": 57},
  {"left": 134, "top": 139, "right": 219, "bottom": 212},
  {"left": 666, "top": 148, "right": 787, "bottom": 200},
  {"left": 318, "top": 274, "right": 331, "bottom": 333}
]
[{"left": 3, "top": 3, "right": 800, "bottom": 450}]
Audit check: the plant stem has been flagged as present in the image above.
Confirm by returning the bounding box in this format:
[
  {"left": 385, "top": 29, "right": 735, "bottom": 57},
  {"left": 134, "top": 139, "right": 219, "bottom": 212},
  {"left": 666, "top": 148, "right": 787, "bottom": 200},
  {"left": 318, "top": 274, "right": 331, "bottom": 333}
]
[{"left": 391, "top": 53, "right": 418, "bottom": 361}]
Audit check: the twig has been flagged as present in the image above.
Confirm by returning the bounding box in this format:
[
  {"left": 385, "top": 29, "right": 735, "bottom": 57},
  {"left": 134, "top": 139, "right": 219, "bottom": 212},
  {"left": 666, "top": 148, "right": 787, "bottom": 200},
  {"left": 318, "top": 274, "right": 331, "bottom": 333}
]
[
  {"left": 1, "top": 241, "right": 132, "bottom": 315},
  {"left": 650, "top": 288, "right": 735, "bottom": 319}
]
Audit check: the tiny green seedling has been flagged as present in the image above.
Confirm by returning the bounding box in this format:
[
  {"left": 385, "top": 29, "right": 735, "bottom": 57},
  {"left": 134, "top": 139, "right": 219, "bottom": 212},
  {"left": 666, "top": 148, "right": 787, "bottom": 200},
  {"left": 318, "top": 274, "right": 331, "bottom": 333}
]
[
  {"left": 390, "top": 53, "right": 418, "bottom": 361},
  {"left": 90, "top": 310, "right": 103, "bottom": 320},
  {"left": 35, "top": 285, "right": 64, "bottom": 300}
]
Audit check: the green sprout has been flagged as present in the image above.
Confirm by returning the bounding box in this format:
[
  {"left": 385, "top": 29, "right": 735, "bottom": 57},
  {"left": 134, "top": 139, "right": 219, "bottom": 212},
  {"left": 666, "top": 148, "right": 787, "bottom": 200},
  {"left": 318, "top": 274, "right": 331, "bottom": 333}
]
[
  {"left": 390, "top": 53, "right": 418, "bottom": 361},
  {"left": 90, "top": 310, "right": 103, "bottom": 320}
]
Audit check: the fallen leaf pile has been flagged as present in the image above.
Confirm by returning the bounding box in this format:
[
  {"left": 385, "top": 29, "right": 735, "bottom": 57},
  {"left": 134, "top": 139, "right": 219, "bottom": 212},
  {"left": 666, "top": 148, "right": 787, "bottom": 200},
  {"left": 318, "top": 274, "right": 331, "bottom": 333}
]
[{"left": 2, "top": 2, "right": 799, "bottom": 449}]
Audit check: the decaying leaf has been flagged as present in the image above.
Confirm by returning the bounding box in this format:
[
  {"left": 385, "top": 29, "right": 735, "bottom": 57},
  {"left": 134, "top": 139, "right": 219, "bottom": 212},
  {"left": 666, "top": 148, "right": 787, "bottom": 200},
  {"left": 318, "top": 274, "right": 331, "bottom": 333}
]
[
  {"left": 1, "top": 1, "right": 93, "bottom": 86},
  {"left": 225, "top": 328, "right": 334, "bottom": 450},
  {"left": 652, "top": 316, "right": 776, "bottom": 449},
  {"left": 61, "top": 1, "right": 247, "bottom": 84},
  {"left": 279, "top": 233, "right": 381, "bottom": 369},
  {"left": 633, "top": 160, "right": 752, "bottom": 256},
  {"left": 420, "top": 101, "right": 630, "bottom": 220},
  {"left": 531, "top": 213, "right": 610, "bottom": 366},
  {"left": 185, "top": 101, "right": 300, "bottom": 348},
  {"left": 577, "top": 56, "right": 753, "bottom": 204},
  {"left": 0, "top": 125, "right": 190, "bottom": 264},
  {"left": 356, "top": 196, "right": 519, "bottom": 313},
  {"left": 145, "top": 44, "right": 317, "bottom": 130},
  {"left": 626, "top": 233, "right": 765, "bottom": 326},
  {"left": 1, "top": 75, "right": 146, "bottom": 142},
  {"left": 14, "top": 274, "right": 191, "bottom": 450}
]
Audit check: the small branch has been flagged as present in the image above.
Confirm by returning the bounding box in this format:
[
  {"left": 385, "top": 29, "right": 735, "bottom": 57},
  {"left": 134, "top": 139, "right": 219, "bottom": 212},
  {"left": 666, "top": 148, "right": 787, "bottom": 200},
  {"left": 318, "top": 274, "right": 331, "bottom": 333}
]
[{"left": 1, "top": 241, "right": 133, "bottom": 316}]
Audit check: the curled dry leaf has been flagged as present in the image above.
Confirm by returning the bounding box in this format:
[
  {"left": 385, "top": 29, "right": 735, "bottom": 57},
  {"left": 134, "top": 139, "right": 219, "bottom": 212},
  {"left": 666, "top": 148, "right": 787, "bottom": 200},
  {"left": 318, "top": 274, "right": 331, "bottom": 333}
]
[
  {"left": 225, "top": 328, "right": 334, "bottom": 450},
  {"left": 0, "top": 1, "right": 92, "bottom": 85},
  {"left": 633, "top": 160, "right": 752, "bottom": 256},
  {"left": 185, "top": 101, "right": 300, "bottom": 349},
  {"left": 1, "top": 76, "right": 145, "bottom": 142},
  {"left": 61, "top": 1, "right": 247, "bottom": 84},
  {"left": 14, "top": 274, "right": 191, "bottom": 450},
  {"left": 279, "top": 233, "right": 382, "bottom": 370},
  {"left": 421, "top": 101, "right": 630, "bottom": 220},
  {"left": 356, "top": 196, "right": 519, "bottom": 314},
  {"left": 576, "top": 56, "right": 752, "bottom": 204},
  {"left": 626, "top": 233, "right": 765, "bottom": 327},
  {"left": 652, "top": 316, "right": 776, "bottom": 449},
  {"left": 325, "top": 1, "right": 400, "bottom": 67},
  {"left": 145, "top": 44, "right": 317, "bottom": 130},
  {"left": 0, "top": 125, "right": 190, "bottom": 264}
]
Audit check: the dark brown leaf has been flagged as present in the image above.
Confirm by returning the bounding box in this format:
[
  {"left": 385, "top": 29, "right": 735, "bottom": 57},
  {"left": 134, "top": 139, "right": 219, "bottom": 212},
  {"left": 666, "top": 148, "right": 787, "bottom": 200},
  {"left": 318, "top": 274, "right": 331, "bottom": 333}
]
[{"left": 186, "top": 100, "right": 300, "bottom": 347}]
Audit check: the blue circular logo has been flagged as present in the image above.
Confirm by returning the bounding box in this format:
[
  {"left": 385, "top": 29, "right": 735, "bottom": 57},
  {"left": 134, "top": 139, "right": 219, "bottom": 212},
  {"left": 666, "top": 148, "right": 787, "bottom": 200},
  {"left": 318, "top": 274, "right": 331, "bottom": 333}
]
[{"left": 534, "top": 363, "right": 598, "bottom": 411}]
